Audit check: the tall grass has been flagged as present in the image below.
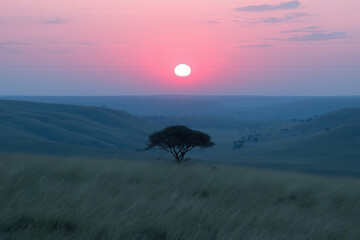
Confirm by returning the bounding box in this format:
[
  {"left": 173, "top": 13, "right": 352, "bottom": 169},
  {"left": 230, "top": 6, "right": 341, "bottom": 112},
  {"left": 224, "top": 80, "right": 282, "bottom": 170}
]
[{"left": 0, "top": 153, "right": 359, "bottom": 239}]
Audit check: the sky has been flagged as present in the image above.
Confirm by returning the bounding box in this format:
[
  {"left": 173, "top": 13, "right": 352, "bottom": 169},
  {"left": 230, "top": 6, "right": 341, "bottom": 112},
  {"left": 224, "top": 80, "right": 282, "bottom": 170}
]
[{"left": 0, "top": 0, "right": 359, "bottom": 95}]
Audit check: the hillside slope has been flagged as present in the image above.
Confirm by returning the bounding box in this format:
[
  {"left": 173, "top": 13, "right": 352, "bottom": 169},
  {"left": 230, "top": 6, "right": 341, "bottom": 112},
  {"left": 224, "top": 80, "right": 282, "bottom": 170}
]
[
  {"left": 0, "top": 100, "right": 157, "bottom": 156},
  {"left": 270, "top": 108, "right": 360, "bottom": 161},
  {"left": 231, "top": 108, "right": 360, "bottom": 175}
]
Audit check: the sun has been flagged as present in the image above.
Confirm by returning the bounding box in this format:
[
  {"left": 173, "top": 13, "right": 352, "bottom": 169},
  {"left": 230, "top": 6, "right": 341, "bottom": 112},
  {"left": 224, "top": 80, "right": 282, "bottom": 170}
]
[{"left": 174, "top": 64, "right": 191, "bottom": 77}]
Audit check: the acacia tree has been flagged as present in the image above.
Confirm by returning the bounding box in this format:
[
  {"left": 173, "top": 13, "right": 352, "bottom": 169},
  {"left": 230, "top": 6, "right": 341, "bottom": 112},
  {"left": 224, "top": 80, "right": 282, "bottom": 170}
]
[{"left": 146, "top": 125, "right": 215, "bottom": 163}]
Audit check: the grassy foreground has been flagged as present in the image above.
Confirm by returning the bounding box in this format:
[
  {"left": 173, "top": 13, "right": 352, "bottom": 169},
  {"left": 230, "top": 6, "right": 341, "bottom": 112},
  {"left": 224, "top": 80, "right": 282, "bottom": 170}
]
[{"left": 0, "top": 154, "right": 359, "bottom": 239}]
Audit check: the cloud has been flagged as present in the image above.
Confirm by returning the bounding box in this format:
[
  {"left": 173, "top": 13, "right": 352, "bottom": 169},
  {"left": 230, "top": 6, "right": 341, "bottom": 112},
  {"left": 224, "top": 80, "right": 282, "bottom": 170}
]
[
  {"left": 235, "top": 1, "right": 300, "bottom": 12},
  {"left": 288, "top": 32, "right": 349, "bottom": 41},
  {"left": 51, "top": 41, "right": 96, "bottom": 46},
  {"left": 279, "top": 26, "right": 350, "bottom": 41},
  {"left": 303, "top": 26, "right": 318, "bottom": 30},
  {"left": 238, "top": 44, "right": 273, "bottom": 48},
  {"left": 0, "top": 41, "right": 30, "bottom": 45},
  {"left": 43, "top": 18, "right": 68, "bottom": 24},
  {"left": 0, "top": 46, "right": 22, "bottom": 54},
  {"left": 207, "top": 20, "right": 222, "bottom": 24},
  {"left": 38, "top": 48, "right": 77, "bottom": 54},
  {"left": 287, "top": 12, "right": 309, "bottom": 17},
  {"left": 272, "top": 31, "right": 349, "bottom": 42},
  {"left": 257, "top": 12, "right": 309, "bottom": 24},
  {"left": 0, "top": 41, "right": 29, "bottom": 54},
  {"left": 281, "top": 26, "right": 320, "bottom": 33},
  {"left": 267, "top": 37, "right": 285, "bottom": 41},
  {"left": 261, "top": 17, "right": 291, "bottom": 24},
  {"left": 75, "top": 42, "right": 96, "bottom": 45}
]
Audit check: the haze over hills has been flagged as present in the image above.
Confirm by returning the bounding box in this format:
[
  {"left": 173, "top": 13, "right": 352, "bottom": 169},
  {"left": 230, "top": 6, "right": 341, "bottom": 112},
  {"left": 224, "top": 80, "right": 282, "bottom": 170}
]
[
  {"left": 2, "top": 95, "right": 360, "bottom": 119},
  {"left": 0, "top": 100, "right": 157, "bottom": 157}
]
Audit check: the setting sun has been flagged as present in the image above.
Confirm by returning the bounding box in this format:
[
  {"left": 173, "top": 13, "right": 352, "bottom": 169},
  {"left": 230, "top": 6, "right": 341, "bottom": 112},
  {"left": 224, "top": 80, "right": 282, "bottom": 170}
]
[{"left": 174, "top": 64, "right": 191, "bottom": 77}]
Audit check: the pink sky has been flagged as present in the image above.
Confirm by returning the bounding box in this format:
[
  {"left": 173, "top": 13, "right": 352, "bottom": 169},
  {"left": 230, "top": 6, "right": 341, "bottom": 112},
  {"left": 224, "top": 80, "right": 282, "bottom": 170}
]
[{"left": 0, "top": 0, "right": 359, "bottom": 95}]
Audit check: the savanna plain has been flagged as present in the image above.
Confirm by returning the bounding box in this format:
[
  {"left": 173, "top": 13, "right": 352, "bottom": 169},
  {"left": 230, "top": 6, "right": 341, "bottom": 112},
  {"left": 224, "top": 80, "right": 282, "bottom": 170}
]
[{"left": 0, "top": 96, "right": 360, "bottom": 239}]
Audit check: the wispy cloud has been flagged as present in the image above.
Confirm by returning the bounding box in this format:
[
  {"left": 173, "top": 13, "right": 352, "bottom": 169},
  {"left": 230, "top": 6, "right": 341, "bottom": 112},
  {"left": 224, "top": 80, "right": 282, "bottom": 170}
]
[
  {"left": 281, "top": 26, "right": 320, "bottom": 33},
  {"left": 238, "top": 44, "right": 273, "bottom": 48},
  {"left": 0, "top": 41, "right": 29, "bottom": 54},
  {"left": 288, "top": 32, "right": 349, "bottom": 41},
  {"left": 0, "top": 41, "right": 30, "bottom": 45},
  {"left": 51, "top": 41, "right": 96, "bottom": 46},
  {"left": 257, "top": 13, "right": 309, "bottom": 24},
  {"left": 261, "top": 16, "right": 293, "bottom": 24},
  {"left": 272, "top": 30, "right": 349, "bottom": 42},
  {"left": 37, "top": 48, "right": 77, "bottom": 54},
  {"left": 235, "top": 1, "right": 301, "bottom": 12},
  {"left": 207, "top": 20, "right": 222, "bottom": 24},
  {"left": 43, "top": 18, "right": 68, "bottom": 24},
  {"left": 277, "top": 26, "right": 350, "bottom": 41},
  {"left": 0, "top": 46, "right": 22, "bottom": 54},
  {"left": 303, "top": 26, "right": 318, "bottom": 30}
]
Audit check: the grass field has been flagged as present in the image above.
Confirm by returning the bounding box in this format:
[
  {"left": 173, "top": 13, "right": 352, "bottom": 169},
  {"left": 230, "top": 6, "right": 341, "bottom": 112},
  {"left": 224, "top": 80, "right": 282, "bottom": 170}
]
[{"left": 1, "top": 154, "right": 359, "bottom": 239}]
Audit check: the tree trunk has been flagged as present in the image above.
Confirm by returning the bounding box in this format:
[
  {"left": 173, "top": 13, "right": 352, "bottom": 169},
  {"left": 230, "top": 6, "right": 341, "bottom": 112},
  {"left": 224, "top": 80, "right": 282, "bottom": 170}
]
[
  {"left": 179, "top": 152, "right": 186, "bottom": 162},
  {"left": 171, "top": 149, "right": 187, "bottom": 163},
  {"left": 170, "top": 148, "right": 181, "bottom": 163}
]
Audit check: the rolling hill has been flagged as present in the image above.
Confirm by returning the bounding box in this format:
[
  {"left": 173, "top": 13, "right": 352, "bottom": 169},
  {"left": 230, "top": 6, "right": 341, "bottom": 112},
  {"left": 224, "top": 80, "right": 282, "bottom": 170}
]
[
  {"left": 0, "top": 100, "right": 158, "bottom": 156},
  {"left": 228, "top": 108, "right": 360, "bottom": 176}
]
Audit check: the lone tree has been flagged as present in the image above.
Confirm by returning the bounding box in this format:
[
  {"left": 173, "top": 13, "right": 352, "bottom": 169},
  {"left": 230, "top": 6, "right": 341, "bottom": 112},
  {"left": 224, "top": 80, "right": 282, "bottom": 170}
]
[{"left": 146, "top": 125, "right": 215, "bottom": 163}]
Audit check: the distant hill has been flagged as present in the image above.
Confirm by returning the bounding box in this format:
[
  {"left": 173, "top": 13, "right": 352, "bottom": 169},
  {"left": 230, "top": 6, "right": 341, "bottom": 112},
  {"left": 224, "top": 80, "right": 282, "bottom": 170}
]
[
  {"left": 271, "top": 108, "right": 360, "bottom": 162},
  {"left": 244, "top": 98, "right": 360, "bottom": 120},
  {"left": 295, "top": 108, "right": 360, "bottom": 131},
  {"left": 0, "top": 96, "right": 230, "bottom": 118},
  {"left": 2, "top": 95, "right": 360, "bottom": 119},
  {"left": 0, "top": 100, "right": 158, "bottom": 156},
  {"left": 231, "top": 108, "right": 360, "bottom": 176}
]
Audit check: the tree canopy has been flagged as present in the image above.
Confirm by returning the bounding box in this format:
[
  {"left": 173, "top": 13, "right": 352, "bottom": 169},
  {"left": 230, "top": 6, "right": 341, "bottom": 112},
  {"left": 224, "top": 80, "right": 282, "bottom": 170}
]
[{"left": 146, "top": 125, "right": 214, "bottom": 163}]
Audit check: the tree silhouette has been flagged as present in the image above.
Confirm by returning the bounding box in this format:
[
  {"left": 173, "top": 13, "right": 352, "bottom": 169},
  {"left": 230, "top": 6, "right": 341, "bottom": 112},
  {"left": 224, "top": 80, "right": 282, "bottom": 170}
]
[{"left": 146, "top": 125, "right": 215, "bottom": 163}]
